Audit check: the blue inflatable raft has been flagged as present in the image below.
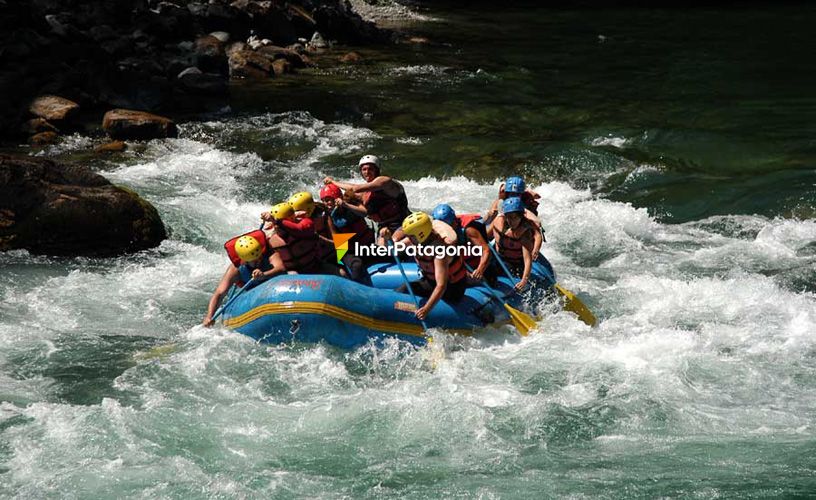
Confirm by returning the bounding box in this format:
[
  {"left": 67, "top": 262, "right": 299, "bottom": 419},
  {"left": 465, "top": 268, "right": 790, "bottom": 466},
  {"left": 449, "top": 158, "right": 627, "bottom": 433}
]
[{"left": 221, "top": 258, "right": 557, "bottom": 349}]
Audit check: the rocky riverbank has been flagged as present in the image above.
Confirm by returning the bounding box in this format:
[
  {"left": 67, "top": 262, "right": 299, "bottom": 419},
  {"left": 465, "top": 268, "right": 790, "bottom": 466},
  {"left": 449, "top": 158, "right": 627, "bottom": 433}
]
[
  {"left": 0, "top": 0, "right": 395, "bottom": 144},
  {"left": 0, "top": 154, "right": 166, "bottom": 256}
]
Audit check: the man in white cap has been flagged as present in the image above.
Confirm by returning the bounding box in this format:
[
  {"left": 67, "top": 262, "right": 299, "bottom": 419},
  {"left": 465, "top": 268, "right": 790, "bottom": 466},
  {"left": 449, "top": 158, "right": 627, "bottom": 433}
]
[{"left": 324, "top": 154, "right": 411, "bottom": 242}]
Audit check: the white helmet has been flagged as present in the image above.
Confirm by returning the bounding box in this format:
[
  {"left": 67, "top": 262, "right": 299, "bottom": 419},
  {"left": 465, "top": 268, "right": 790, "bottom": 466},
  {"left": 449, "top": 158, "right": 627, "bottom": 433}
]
[{"left": 358, "top": 154, "right": 379, "bottom": 168}]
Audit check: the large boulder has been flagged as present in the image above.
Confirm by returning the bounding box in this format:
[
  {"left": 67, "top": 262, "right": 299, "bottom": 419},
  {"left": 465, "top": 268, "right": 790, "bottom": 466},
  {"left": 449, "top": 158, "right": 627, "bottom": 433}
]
[
  {"left": 29, "top": 95, "right": 80, "bottom": 122},
  {"left": 102, "top": 109, "right": 178, "bottom": 140},
  {"left": 0, "top": 155, "right": 166, "bottom": 256}
]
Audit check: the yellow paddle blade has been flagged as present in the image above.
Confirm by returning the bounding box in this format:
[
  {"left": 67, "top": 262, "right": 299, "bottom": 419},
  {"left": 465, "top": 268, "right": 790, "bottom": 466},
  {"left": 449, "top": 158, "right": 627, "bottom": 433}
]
[
  {"left": 554, "top": 284, "right": 597, "bottom": 327},
  {"left": 504, "top": 302, "right": 537, "bottom": 336}
]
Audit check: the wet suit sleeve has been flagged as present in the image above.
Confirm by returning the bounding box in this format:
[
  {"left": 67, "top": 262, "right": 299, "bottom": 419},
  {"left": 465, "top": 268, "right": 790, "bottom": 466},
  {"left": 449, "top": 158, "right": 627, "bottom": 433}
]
[{"left": 279, "top": 218, "right": 315, "bottom": 236}]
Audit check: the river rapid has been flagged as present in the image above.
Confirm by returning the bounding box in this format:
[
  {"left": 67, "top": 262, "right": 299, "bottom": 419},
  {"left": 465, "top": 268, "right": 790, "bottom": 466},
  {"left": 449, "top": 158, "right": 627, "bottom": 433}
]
[{"left": 2, "top": 4, "right": 816, "bottom": 498}]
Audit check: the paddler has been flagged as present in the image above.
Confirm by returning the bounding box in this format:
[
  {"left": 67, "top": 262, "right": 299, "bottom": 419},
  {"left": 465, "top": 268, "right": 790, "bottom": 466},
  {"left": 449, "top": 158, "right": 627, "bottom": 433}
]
[
  {"left": 431, "top": 203, "right": 495, "bottom": 283},
  {"left": 203, "top": 230, "right": 286, "bottom": 326},
  {"left": 319, "top": 183, "right": 379, "bottom": 283},
  {"left": 395, "top": 211, "right": 467, "bottom": 321},
  {"left": 288, "top": 191, "right": 336, "bottom": 266},
  {"left": 262, "top": 202, "right": 340, "bottom": 276},
  {"left": 484, "top": 176, "right": 544, "bottom": 258},
  {"left": 491, "top": 197, "right": 536, "bottom": 292},
  {"left": 323, "top": 154, "right": 411, "bottom": 244}
]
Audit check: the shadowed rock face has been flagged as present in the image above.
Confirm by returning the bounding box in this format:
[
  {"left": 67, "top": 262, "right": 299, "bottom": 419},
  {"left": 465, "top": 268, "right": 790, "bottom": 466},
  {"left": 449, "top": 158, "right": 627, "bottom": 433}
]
[{"left": 0, "top": 155, "right": 166, "bottom": 256}]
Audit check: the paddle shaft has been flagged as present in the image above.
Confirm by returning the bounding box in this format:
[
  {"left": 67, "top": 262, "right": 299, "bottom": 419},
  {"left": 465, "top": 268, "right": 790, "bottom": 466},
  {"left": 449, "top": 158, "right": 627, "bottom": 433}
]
[
  {"left": 389, "top": 240, "right": 429, "bottom": 330},
  {"left": 212, "top": 278, "right": 255, "bottom": 322}
]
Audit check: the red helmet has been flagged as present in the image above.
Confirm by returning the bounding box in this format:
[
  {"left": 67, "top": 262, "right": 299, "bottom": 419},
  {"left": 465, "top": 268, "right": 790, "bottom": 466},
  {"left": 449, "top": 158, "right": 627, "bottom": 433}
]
[{"left": 319, "top": 183, "right": 342, "bottom": 201}]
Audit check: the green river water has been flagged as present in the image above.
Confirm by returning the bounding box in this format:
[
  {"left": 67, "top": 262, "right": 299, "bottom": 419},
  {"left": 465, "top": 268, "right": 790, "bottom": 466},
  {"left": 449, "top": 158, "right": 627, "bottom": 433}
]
[{"left": 2, "top": 4, "right": 816, "bottom": 498}]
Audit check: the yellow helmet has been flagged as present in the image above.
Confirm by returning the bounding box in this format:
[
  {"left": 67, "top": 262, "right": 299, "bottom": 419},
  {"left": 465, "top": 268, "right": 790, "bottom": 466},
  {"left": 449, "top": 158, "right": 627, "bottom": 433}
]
[
  {"left": 288, "top": 191, "right": 315, "bottom": 216},
  {"left": 402, "top": 211, "right": 433, "bottom": 243},
  {"left": 235, "top": 235, "right": 263, "bottom": 262},
  {"left": 270, "top": 202, "right": 295, "bottom": 220}
]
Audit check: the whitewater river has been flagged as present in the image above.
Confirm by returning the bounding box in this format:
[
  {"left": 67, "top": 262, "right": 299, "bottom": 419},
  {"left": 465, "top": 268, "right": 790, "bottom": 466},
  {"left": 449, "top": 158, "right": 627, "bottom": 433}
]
[{"left": 2, "top": 4, "right": 816, "bottom": 498}]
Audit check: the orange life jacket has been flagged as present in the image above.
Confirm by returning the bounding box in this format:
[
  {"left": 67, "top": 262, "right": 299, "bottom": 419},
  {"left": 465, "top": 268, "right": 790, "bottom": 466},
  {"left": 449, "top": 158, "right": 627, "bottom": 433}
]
[
  {"left": 496, "top": 218, "right": 533, "bottom": 266},
  {"left": 413, "top": 236, "right": 466, "bottom": 284}
]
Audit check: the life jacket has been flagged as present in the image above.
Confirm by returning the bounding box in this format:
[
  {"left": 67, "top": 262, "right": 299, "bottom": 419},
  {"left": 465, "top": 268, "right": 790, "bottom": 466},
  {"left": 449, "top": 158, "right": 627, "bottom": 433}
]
[
  {"left": 236, "top": 256, "right": 272, "bottom": 288},
  {"left": 224, "top": 229, "right": 268, "bottom": 268},
  {"left": 496, "top": 217, "right": 533, "bottom": 267},
  {"left": 331, "top": 206, "right": 375, "bottom": 246},
  {"left": 362, "top": 183, "right": 410, "bottom": 225},
  {"left": 456, "top": 214, "right": 489, "bottom": 270},
  {"left": 311, "top": 205, "right": 336, "bottom": 262},
  {"left": 269, "top": 218, "right": 320, "bottom": 273},
  {"left": 223, "top": 229, "right": 271, "bottom": 288},
  {"left": 414, "top": 235, "right": 466, "bottom": 285}
]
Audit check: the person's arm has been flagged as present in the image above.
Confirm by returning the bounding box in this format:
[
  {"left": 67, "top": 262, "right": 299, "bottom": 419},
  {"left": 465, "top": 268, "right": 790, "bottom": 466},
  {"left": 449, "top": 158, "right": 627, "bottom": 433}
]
[
  {"left": 323, "top": 177, "right": 359, "bottom": 192},
  {"left": 340, "top": 199, "right": 368, "bottom": 217},
  {"left": 515, "top": 243, "right": 533, "bottom": 292},
  {"left": 531, "top": 222, "right": 543, "bottom": 257},
  {"left": 204, "top": 265, "right": 239, "bottom": 326},
  {"left": 278, "top": 217, "right": 314, "bottom": 236},
  {"left": 252, "top": 252, "right": 286, "bottom": 281},
  {"left": 347, "top": 175, "right": 392, "bottom": 194},
  {"left": 416, "top": 257, "right": 450, "bottom": 320},
  {"left": 484, "top": 199, "right": 500, "bottom": 230},
  {"left": 467, "top": 227, "right": 491, "bottom": 280}
]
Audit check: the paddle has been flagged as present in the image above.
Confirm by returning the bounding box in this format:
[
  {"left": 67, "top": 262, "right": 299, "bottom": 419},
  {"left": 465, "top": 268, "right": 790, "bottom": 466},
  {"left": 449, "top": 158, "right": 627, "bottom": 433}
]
[
  {"left": 212, "top": 278, "right": 255, "bottom": 323},
  {"left": 464, "top": 263, "right": 536, "bottom": 336},
  {"left": 488, "top": 244, "right": 597, "bottom": 327},
  {"left": 388, "top": 239, "right": 429, "bottom": 331}
]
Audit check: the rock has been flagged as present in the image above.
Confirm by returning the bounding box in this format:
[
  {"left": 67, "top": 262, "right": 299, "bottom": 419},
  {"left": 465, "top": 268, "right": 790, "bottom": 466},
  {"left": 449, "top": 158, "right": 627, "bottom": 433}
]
[
  {"left": 309, "top": 31, "right": 329, "bottom": 49},
  {"left": 21, "top": 118, "right": 58, "bottom": 135},
  {"left": 87, "top": 24, "right": 118, "bottom": 42},
  {"left": 29, "top": 95, "right": 80, "bottom": 122},
  {"left": 340, "top": 51, "right": 362, "bottom": 63},
  {"left": 194, "top": 35, "right": 227, "bottom": 74},
  {"left": 94, "top": 141, "right": 127, "bottom": 153},
  {"left": 177, "top": 66, "right": 203, "bottom": 79},
  {"left": 271, "top": 58, "right": 290, "bottom": 76},
  {"left": 209, "top": 31, "right": 230, "bottom": 43},
  {"left": 102, "top": 109, "right": 177, "bottom": 140},
  {"left": 178, "top": 72, "right": 228, "bottom": 95},
  {"left": 256, "top": 45, "right": 308, "bottom": 68},
  {"left": 29, "top": 131, "right": 59, "bottom": 145},
  {"left": 0, "top": 154, "right": 166, "bottom": 256},
  {"left": 44, "top": 14, "right": 69, "bottom": 37},
  {"left": 228, "top": 49, "right": 273, "bottom": 79}
]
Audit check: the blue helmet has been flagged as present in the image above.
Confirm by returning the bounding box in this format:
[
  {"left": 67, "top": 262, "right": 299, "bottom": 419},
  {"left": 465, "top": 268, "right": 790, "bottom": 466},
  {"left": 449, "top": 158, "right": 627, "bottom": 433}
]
[
  {"left": 502, "top": 196, "right": 525, "bottom": 214},
  {"left": 504, "top": 176, "right": 525, "bottom": 195},
  {"left": 432, "top": 203, "right": 456, "bottom": 226}
]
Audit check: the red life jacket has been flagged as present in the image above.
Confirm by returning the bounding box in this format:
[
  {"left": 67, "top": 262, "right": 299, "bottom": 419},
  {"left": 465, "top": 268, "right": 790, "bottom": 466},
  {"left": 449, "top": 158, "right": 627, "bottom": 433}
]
[
  {"left": 496, "top": 218, "right": 532, "bottom": 266},
  {"left": 224, "top": 229, "right": 271, "bottom": 288},
  {"left": 362, "top": 183, "right": 409, "bottom": 225},
  {"left": 413, "top": 236, "right": 466, "bottom": 284},
  {"left": 224, "top": 229, "right": 268, "bottom": 268},
  {"left": 456, "top": 214, "right": 489, "bottom": 270},
  {"left": 270, "top": 218, "right": 320, "bottom": 273}
]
